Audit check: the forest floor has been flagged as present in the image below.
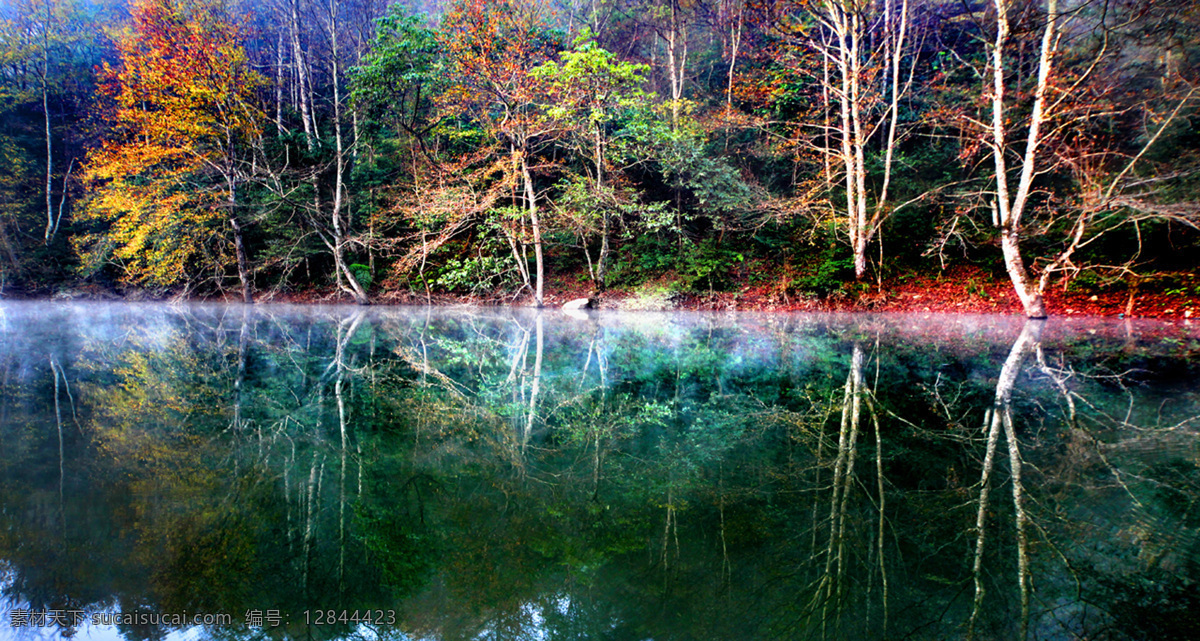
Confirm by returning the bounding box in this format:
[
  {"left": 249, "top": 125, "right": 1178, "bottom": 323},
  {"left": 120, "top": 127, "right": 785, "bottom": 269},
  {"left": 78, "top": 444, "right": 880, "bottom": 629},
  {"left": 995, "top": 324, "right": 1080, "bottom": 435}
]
[
  {"left": 371, "top": 264, "right": 1200, "bottom": 320},
  {"left": 649, "top": 264, "right": 1200, "bottom": 320},
  {"left": 31, "top": 264, "right": 1200, "bottom": 320}
]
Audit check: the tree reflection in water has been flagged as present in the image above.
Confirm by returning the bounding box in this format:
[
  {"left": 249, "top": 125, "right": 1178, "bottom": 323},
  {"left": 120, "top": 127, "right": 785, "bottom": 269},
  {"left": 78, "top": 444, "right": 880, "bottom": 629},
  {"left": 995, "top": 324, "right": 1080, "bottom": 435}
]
[{"left": 0, "top": 303, "right": 1196, "bottom": 640}]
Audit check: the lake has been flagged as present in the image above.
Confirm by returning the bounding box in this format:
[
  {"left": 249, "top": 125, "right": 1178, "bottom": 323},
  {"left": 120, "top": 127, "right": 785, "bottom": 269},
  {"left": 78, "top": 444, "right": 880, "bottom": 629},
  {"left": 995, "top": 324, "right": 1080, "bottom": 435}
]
[{"left": 1, "top": 302, "right": 1197, "bottom": 640}]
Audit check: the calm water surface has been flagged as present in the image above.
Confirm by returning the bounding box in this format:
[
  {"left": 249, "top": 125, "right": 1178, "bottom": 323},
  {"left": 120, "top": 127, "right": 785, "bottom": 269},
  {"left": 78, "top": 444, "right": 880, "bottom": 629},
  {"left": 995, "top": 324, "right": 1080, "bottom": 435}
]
[{"left": 1, "top": 303, "right": 1198, "bottom": 640}]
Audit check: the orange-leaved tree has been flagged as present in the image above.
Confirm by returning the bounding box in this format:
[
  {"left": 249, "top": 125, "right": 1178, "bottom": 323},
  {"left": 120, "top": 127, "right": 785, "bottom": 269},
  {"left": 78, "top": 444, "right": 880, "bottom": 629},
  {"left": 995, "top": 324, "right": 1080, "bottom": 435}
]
[
  {"left": 78, "top": 0, "right": 264, "bottom": 301},
  {"left": 438, "top": 0, "right": 561, "bottom": 307}
]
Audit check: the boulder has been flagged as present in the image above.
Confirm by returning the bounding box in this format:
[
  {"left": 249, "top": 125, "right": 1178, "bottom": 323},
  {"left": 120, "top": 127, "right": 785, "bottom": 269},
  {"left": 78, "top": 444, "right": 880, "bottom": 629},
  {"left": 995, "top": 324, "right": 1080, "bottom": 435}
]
[{"left": 562, "top": 297, "right": 593, "bottom": 311}]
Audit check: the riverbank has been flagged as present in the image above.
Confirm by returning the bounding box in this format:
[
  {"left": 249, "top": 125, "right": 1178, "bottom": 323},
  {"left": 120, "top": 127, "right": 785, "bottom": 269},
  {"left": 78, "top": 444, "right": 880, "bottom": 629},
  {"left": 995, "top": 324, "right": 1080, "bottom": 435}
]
[
  {"left": 19, "top": 265, "right": 1200, "bottom": 320},
  {"left": 379, "top": 265, "right": 1200, "bottom": 320}
]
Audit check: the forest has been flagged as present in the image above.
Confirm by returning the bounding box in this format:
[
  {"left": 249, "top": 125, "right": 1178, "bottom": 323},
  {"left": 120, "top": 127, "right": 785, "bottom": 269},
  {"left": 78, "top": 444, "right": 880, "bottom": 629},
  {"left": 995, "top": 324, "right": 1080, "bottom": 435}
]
[{"left": 0, "top": 0, "right": 1198, "bottom": 317}]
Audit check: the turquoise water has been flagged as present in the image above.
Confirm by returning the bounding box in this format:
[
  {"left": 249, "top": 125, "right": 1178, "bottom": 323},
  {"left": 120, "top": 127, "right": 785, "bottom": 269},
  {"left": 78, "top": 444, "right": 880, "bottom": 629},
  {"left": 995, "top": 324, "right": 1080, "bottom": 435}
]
[{"left": 1, "top": 303, "right": 1197, "bottom": 640}]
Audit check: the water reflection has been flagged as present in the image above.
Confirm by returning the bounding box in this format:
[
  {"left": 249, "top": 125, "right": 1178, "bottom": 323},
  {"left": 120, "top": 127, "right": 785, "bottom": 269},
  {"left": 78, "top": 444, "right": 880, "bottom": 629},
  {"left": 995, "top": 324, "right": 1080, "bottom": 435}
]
[{"left": 0, "top": 303, "right": 1197, "bottom": 640}]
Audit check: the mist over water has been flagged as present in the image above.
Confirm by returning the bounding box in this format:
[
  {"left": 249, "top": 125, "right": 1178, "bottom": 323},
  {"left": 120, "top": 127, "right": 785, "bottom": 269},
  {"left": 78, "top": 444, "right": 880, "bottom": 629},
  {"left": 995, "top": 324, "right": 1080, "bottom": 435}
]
[{"left": 1, "top": 302, "right": 1198, "bottom": 640}]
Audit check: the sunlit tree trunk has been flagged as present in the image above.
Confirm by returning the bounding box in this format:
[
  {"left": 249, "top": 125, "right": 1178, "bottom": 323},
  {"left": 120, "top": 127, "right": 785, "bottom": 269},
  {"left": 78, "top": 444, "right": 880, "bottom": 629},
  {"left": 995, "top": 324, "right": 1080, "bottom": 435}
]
[
  {"left": 496, "top": 148, "right": 534, "bottom": 298},
  {"left": 721, "top": 0, "right": 744, "bottom": 110},
  {"left": 274, "top": 29, "right": 285, "bottom": 136},
  {"left": 40, "top": 0, "right": 56, "bottom": 244},
  {"left": 42, "top": 72, "right": 53, "bottom": 242},
  {"left": 327, "top": 0, "right": 368, "bottom": 305},
  {"left": 988, "top": 0, "right": 1059, "bottom": 318},
  {"left": 821, "top": 34, "right": 832, "bottom": 190},
  {"left": 816, "top": 0, "right": 911, "bottom": 282},
  {"left": 290, "top": 0, "right": 314, "bottom": 149},
  {"left": 595, "top": 127, "right": 610, "bottom": 290},
  {"left": 521, "top": 153, "right": 544, "bottom": 307},
  {"left": 663, "top": 0, "right": 688, "bottom": 127}
]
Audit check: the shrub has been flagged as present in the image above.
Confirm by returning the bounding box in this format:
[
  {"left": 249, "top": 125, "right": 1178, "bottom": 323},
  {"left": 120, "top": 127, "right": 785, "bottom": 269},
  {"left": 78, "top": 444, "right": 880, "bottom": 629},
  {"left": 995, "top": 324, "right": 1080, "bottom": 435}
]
[{"left": 348, "top": 264, "right": 373, "bottom": 290}]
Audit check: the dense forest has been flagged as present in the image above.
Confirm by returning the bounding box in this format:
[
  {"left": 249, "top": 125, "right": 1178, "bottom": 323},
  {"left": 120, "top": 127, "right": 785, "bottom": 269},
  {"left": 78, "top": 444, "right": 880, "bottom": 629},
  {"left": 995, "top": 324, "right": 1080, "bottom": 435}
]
[{"left": 0, "top": 0, "right": 1198, "bottom": 316}]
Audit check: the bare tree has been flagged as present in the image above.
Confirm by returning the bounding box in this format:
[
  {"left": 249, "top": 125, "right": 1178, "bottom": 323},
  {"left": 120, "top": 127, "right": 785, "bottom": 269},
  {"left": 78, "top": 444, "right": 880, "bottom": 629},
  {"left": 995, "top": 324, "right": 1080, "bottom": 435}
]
[
  {"left": 289, "top": 0, "right": 315, "bottom": 149},
  {"left": 40, "top": 0, "right": 55, "bottom": 243},
  {"left": 324, "top": 0, "right": 369, "bottom": 304},
  {"left": 983, "top": 0, "right": 1062, "bottom": 318},
  {"left": 979, "top": 0, "right": 1198, "bottom": 318},
  {"left": 807, "top": 0, "right": 917, "bottom": 281}
]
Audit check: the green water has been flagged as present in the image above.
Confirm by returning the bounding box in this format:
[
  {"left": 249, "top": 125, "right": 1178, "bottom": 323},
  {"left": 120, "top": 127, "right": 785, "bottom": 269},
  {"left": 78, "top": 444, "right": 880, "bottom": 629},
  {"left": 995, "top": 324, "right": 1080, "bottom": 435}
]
[{"left": 1, "top": 303, "right": 1198, "bottom": 640}]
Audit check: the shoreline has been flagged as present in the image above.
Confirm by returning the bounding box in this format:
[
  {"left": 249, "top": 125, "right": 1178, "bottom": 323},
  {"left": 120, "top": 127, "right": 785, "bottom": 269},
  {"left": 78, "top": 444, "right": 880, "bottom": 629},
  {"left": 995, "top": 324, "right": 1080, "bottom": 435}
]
[
  {"left": 10, "top": 267, "right": 1198, "bottom": 321},
  {"left": 15, "top": 284, "right": 1197, "bottom": 322}
]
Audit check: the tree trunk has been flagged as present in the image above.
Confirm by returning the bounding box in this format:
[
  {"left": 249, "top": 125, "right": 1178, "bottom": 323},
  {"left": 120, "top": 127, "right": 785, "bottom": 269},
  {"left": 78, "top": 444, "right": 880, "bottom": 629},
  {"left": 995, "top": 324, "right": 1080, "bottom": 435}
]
[
  {"left": 829, "top": 7, "right": 859, "bottom": 279},
  {"left": 849, "top": 10, "right": 868, "bottom": 282},
  {"left": 598, "top": 213, "right": 610, "bottom": 292},
  {"left": 664, "top": 0, "right": 688, "bottom": 127},
  {"left": 595, "top": 127, "right": 609, "bottom": 291},
  {"left": 522, "top": 155, "right": 544, "bottom": 307},
  {"left": 229, "top": 180, "right": 252, "bottom": 303},
  {"left": 275, "top": 29, "right": 285, "bottom": 136},
  {"left": 291, "top": 0, "right": 314, "bottom": 150},
  {"left": 989, "top": 0, "right": 1058, "bottom": 318},
  {"left": 724, "top": 1, "right": 743, "bottom": 110},
  {"left": 42, "top": 0, "right": 54, "bottom": 244},
  {"left": 329, "top": 0, "right": 368, "bottom": 305},
  {"left": 819, "top": 0, "right": 910, "bottom": 283},
  {"left": 1000, "top": 223, "right": 1046, "bottom": 317}
]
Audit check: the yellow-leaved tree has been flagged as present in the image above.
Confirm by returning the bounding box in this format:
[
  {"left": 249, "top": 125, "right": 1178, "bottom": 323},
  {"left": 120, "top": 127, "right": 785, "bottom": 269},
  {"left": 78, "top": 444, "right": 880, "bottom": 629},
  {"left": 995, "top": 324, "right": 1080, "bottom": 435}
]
[{"left": 77, "top": 0, "right": 264, "bottom": 301}]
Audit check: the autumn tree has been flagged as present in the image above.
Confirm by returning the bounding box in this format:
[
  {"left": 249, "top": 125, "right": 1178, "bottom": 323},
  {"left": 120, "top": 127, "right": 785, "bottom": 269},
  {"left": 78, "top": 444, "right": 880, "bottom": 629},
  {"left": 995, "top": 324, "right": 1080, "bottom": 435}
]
[
  {"left": 777, "top": 0, "right": 917, "bottom": 282},
  {"left": 79, "top": 0, "right": 265, "bottom": 301},
  {"left": 349, "top": 9, "right": 447, "bottom": 297},
  {"left": 438, "top": 0, "right": 562, "bottom": 307},
  {"left": 951, "top": 0, "right": 1200, "bottom": 318}
]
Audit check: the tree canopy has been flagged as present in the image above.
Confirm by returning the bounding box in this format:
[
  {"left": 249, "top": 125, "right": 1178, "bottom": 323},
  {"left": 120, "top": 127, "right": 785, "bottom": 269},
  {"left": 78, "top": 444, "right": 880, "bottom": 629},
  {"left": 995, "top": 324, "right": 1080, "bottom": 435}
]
[{"left": 76, "top": 0, "right": 263, "bottom": 298}]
